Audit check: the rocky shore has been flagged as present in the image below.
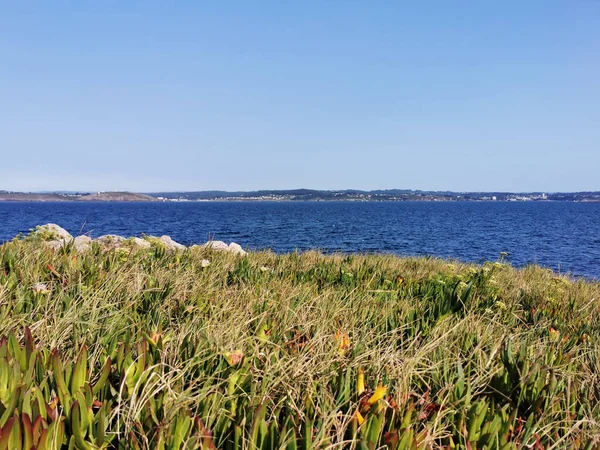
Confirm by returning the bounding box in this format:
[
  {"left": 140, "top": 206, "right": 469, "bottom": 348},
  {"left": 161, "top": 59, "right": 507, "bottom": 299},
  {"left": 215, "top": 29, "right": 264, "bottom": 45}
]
[{"left": 27, "top": 223, "right": 247, "bottom": 256}]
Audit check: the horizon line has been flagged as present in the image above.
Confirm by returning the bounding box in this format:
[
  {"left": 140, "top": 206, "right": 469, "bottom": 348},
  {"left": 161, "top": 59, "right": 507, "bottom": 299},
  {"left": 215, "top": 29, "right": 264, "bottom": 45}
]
[{"left": 3, "top": 188, "right": 600, "bottom": 195}]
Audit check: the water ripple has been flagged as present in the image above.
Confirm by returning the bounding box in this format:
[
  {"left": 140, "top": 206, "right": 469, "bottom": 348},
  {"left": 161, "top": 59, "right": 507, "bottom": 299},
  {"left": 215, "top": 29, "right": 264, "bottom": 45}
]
[{"left": 1, "top": 201, "right": 599, "bottom": 279}]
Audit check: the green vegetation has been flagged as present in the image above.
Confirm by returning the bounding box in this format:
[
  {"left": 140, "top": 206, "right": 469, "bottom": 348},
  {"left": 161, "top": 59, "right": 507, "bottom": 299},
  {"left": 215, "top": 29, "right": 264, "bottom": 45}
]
[{"left": 1, "top": 237, "right": 599, "bottom": 449}]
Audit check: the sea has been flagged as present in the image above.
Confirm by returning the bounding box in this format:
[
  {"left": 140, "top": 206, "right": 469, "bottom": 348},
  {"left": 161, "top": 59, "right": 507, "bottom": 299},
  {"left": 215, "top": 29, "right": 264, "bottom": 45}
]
[{"left": 0, "top": 201, "right": 599, "bottom": 279}]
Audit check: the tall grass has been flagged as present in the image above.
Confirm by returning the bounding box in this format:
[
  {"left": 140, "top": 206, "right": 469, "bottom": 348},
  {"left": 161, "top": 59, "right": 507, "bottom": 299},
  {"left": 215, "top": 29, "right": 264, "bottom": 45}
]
[{"left": 0, "top": 237, "right": 599, "bottom": 449}]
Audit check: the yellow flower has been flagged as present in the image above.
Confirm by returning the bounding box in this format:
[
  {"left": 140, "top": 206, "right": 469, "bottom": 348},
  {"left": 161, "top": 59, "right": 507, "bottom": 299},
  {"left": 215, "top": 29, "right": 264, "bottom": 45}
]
[
  {"left": 355, "top": 410, "right": 365, "bottom": 425},
  {"left": 367, "top": 383, "right": 387, "bottom": 405},
  {"left": 357, "top": 369, "right": 365, "bottom": 396}
]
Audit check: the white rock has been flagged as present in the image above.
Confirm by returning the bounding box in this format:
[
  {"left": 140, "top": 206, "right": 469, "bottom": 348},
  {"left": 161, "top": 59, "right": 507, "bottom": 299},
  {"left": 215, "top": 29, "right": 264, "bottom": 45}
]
[
  {"left": 96, "top": 234, "right": 126, "bottom": 243},
  {"left": 204, "top": 241, "right": 229, "bottom": 251},
  {"left": 76, "top": 243, "right": 91, "bottom": 253},
  {"left": 202, "top": 240, "right": 246, "bottom": 255},
  {"left": 95, "top": 235, "right": 126, "bottom": 250},
  {"left": 34, "top": 224, "right": 73, "bottom": 242},
  {"left": 130, "top": 237, "right": 151, "bottom": 249},
  {"left": 228, "top": 242, "right": 247, "bottom": 256},
  {"left": 73, "top": 235, "right": 92, "bottom": 252},
  {"left": 43, "top": 240, "right": 65, "bottom": 250},
  {"left": 159, "top": 235, "right": 186, "bottom": 251},
  {"left": 201, "top": 259, "right": 211, "bottom": 268}
]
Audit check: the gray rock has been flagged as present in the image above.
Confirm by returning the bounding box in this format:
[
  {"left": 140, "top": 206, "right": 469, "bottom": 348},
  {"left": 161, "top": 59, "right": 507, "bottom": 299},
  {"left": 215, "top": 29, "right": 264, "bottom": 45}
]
[
  {"left": 228, "top": 242, "right": 247, "bottom": 256},
  {"left": 159, "top": 235, "right": 186, "bottom": 251},
  {"left": 43, "top": 240, "right": 65, "bottom": 250},
  {"left": 95, "top": 235, "right": 126, "bottom": 250},
  {"left": 34, "top": 224, "right": 73, "bottom": 242},
  {"left": 39, "top": 229, "right": 91, "bottom": 252},
  {"left": 74, "top": 235, "right": 92, "bottom": 252},
  {"left": 76, "top": 243, "right": 91, "bottom": 253},
  {"left": 204, "top": 241, "right": 229, "bottom": 251},
  {"left": 202, "top": 240, "right": 247, "bottom": 255},
  {"left": 129, "top": 237, "right": 151, "bottom": 249}
]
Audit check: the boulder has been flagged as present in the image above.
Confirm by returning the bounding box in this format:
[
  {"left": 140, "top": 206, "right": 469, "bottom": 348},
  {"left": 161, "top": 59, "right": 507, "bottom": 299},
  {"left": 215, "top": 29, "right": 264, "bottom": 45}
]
[
  {"left": 228, "top": 242, "right": 247, "bottom": 256},
  {"left": 33, "top": 224, "right": 73, "bottom": 242},
  {"left": 159, "top": 235, "right": 186, "bottom": 251},
  {"left": 129, "top": 237, "right": 152, "bottom": 249},
  {"left": 43, "top": 240, "right": 65, "bottom": 251},
  {"left": 74, "top": 235, "right": 92, "bottom": 253},
  {"left": 204, "top": 241, "right": 229, "bottom": 251},
  {"left": 203, "top": 240, "right": 246, "bottom": 255},
  {"left": 41, "top": 234, "right": 91, "bottom": 252},
  {"left": 95, "top": 235, "right": 126, "bottom": 250}
]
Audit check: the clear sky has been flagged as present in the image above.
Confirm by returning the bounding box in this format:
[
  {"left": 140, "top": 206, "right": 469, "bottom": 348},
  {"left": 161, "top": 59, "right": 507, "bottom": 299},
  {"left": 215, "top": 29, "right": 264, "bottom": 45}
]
[{"left": 1, "top": 1, "right": 598, "bottom": 192}]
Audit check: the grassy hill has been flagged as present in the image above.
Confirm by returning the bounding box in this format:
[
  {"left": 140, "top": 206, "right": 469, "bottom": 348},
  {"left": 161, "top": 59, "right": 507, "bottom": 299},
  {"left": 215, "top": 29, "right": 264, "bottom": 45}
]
[
  {"left": 0, "top": 236, "right": 599, "bottom": 448},
  {"left": 78, "top": 191, "right": 158, "bottom": 202}
]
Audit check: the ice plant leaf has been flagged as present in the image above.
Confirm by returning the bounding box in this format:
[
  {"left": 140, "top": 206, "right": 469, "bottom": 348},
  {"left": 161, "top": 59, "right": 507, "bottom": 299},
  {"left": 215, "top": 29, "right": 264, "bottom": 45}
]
[
  {"left": 71, "top": 345, "right": 88, "bottom": 394},
  {"left": 92, "top": 357, "right": 112, "bottom": 395}
]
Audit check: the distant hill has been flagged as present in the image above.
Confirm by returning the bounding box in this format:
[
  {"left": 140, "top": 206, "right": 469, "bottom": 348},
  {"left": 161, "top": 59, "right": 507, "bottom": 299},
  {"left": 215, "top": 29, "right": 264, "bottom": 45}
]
[
  {"left": 0, "top": 192, "right": 73, "bottom": 202},
  {"left": 0, "top": 191, "right": 158, "bottom": 202},
  {"left": 79, "top": 192, "right": 158, "bottom": 202}
]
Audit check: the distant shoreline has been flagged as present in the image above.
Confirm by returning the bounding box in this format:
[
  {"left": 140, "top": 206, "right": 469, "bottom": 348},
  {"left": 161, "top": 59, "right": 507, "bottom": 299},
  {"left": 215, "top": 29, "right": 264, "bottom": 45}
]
[
  {"left": 0, "top": 191, "right": 157, "bottom": 202},
  {"left": 2, "top": 199, "right": 600, "bottom": 203},
  {"left": 1, "top": 190, "right": 599, "bottom": 203}
]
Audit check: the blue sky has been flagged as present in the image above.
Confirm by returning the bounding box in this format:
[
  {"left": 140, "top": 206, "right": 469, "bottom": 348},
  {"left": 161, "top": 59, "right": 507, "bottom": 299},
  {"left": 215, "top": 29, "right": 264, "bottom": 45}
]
[{"left": 1, "top": 1, "right": 598, "bottom": 192}]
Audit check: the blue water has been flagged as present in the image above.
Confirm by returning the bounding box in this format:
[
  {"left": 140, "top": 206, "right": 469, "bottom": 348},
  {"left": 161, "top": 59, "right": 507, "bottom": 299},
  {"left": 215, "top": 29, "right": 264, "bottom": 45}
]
[{"left": 1, "top": 201, "right": 599, "bottom": 279}]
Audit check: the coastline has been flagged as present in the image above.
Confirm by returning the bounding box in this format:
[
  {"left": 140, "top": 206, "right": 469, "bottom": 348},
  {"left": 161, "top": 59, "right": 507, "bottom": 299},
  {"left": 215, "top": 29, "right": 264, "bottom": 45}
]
[{"left": 2, "top": 189, "right": 600, "bottom": 202}]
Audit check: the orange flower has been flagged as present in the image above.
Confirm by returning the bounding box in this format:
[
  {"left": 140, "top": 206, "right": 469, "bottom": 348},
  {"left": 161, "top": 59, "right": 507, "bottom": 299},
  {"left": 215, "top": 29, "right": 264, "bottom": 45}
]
[{"left": 336, "top": 330, "right": 350, "bottom": 357}]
